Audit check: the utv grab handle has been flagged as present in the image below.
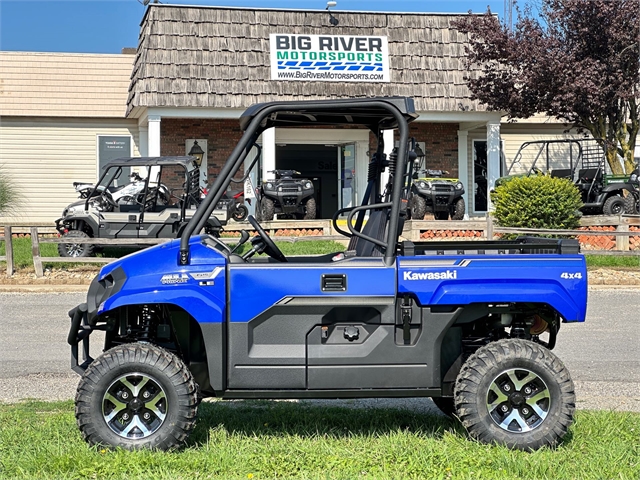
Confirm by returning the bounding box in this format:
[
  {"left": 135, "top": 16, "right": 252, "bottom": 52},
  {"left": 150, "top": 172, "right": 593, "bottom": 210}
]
[
  {"left": 68, "top": 303, "right": 95, "bottom": 375},
  {"left": 67, "top": 303, "right": 88, "bottom": 346}
]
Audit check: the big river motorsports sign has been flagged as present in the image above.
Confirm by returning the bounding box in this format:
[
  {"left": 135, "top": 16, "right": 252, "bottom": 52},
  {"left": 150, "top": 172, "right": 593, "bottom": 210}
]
[{"left": 270, "top": 34, "right": 390, "bottom": 82}]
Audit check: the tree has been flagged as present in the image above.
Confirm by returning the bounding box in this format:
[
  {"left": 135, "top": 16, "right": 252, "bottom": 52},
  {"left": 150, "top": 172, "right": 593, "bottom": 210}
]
[{"left": 453, "top": 0, "right": 640, "bottom": 174}]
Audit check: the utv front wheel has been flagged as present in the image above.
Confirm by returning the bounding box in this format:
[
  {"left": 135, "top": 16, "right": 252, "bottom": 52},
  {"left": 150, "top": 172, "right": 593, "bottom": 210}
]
[
  {"left": 409, "top": 195, "right": 426, "bottom": 220},
  {"left": 454, "top": 339, "right": 575, "bottom": 451},
  {"left": 58, "top": 230, "right": 95, "bottom": 258},
  {"left": 75, "top": 343, "right": 198, "bottom": 450},
  {"left": 303, "top": 197, "right": 317, "bottom": 220},
  {"left": 260, "top": 197, "right": 275, "bottom": 221},
  {"left": 602, "top": 195, "right": 625, "bottom": 215}
]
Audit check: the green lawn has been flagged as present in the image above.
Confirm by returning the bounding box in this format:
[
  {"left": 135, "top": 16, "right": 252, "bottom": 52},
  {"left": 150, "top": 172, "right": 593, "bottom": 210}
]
[{"left": 0, "top": 400, "right": 638, "bottom": 479}]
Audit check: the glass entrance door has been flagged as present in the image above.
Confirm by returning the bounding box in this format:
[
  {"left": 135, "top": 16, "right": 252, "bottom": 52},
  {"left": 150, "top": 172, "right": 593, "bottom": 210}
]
[{"left": 339, "top": 144, "right": 357, "bottom": 211}]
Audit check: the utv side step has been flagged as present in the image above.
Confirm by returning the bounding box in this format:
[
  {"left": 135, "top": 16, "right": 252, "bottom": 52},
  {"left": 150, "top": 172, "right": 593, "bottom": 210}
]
[{"left": 219, "top": 388, "right": 443, "bottom": 400}]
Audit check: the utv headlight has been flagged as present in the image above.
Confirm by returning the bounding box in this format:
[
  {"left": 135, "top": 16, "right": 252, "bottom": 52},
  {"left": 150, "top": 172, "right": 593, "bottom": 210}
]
[
  {"left": 455, "top": 182, "right": 464, "bottom": 190},
  {"left": 304, "top": 182, "right": 312, "bottom": 189},
  {"left": 631, "top": 173, "right": 638, "bottom": 183},
  {"left": 265, "top": 182, "right": 274, "bottom": 190},
  {"left": 418, "top": 181, "right": 427, "bottom": 189}
]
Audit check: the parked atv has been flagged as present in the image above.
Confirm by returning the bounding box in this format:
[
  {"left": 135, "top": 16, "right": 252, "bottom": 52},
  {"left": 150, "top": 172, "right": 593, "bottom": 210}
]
[
  {"left": 225, "top": 190, "right": 250, "bottom": 222},
  {"left": 257, "top": 169, "right": 316, "bottom": 220},
  {"left": 409, "top": 169, "right": 465, "bottom": 220},
  {"left": 55, "top": 156, "right": 229, "bottom": 257}
]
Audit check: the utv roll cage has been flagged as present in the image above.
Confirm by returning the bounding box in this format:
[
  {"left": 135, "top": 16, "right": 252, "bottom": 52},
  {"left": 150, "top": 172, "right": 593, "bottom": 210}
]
[
  {"left": 87, "top": 156, "right": 201, "bottom": 217},
  {"left": 179, "top": 97, "right": 419, "bottom": 266}
]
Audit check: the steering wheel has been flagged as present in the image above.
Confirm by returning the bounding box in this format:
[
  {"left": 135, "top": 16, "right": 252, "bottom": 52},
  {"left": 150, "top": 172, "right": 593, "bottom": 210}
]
[
  {"left": 100, "top": 190, "right": 119, "bottom": 210},
  {"left": 247, "top": 215, "right": 287, "bottom": 262}
]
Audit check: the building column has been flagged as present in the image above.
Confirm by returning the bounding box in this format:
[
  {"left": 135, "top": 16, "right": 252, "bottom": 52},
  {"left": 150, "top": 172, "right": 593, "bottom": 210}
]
[
  {"left": 457, "top": 129, "right": 469, "bottom": 219},
  {"left": 148, "top": 115, "right": 161, "bottom": 157},
  {"left": 486, "top": 120, "right": 501, "bottom": 211},
  {"left": 138, "top": 125, "right": 148, "bottom": 157},
  {"left": 261, "top": 127, "right": 276, "bottom": 182}
]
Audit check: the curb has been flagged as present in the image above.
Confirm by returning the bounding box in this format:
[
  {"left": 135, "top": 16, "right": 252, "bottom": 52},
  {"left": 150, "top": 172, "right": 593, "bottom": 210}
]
[{"left": 0, "top": 285, "right": 89, "bottom": 293}]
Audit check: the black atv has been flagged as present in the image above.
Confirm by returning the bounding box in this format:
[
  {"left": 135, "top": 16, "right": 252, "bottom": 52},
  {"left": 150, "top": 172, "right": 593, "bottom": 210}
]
[
  {"left": 257, "top": 169, "right": 316, "bottom": 221},
  {"left": 409, "top": 169, "right": 465, "bottom": 220}
]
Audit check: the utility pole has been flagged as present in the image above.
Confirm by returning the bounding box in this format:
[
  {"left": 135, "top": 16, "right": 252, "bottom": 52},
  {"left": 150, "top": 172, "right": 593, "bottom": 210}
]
[{"left": 504, "top": 0, "right": 513, "bottom": 31}]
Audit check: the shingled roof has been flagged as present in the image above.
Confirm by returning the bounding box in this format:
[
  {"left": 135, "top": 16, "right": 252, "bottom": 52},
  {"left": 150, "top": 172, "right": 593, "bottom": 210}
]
[{"left": 127, "top": 5, "right": 485, "bottom": 117}]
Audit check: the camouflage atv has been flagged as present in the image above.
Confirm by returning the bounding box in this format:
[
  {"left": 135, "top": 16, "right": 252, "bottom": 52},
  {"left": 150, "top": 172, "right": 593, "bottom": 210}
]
[{"left": 409, "top": 169, "right": 465, "bottom": 220}]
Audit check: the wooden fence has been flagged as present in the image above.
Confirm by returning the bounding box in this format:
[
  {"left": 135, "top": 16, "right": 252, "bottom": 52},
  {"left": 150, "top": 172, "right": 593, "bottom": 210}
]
[
  {"left": 0, "top": 226, "right": 14, "bottom": 276},
  {"left": 1, "top": 215, "right": 639, "bottom": 277}
]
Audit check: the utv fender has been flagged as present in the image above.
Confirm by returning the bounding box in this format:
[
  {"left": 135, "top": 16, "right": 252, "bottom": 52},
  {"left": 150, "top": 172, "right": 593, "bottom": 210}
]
[
  {"left": 602, "top": 185, "right": 634, "bottom": 195},
  {"left": 100, "top": 286, "right": 224, "bottom": 324},
  {"left": 411, "top": 280, "right": 586, "bottom": 322},
  {"left": 62, "top": 214, "right": 99, "bottom": 236},
  {"left": 99, "top": 289, "right": 226, "bottom": 392}
]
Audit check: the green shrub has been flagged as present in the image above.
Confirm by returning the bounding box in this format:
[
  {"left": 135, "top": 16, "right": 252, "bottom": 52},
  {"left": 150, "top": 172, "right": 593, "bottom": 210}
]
[{"left": 490, "top": 175, "right": 583, "bottom": 231}]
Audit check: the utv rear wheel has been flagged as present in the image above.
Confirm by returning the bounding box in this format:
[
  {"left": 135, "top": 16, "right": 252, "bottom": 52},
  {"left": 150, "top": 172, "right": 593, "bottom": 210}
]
[
  {"left": 409, "top": 195, "right": 426, "bottom": 220},
  {"left": 602, "top": 195, "right": 625, "bottom": 215},
  {"left": 303, "top": 197, "right": 317, "bottom": 220},
  {"left": 454, "top": 339, "right": 575, "bottom": 451},
  {"left": 451, "top": 197, "right": 465, "bottom": 220},
  {"left": 75, "top": 343, "right": 198, "bottom": 451},
  {"left": 624, "top": 194, "right": 638, "bottom": 214},
  {"left": 260, "top": 197, "right": 275, "bottom": 221},
  {"left": 58, "top": 230, "right": 94, "bottom": 258}
]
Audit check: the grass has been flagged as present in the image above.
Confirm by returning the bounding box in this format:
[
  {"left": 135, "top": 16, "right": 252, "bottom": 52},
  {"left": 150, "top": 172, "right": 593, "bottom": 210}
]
[
  {"left": 584, "top": 254, "right": 640, "bottom": 269},
  {"left": 0, "top": 400, "right": 638, "bottom": 479},
  {"left": 0, "top": 236, "right": 137, "bottom": 270},
  {"left": 1, "top": 237, "right": 639, "bottom": 272}
]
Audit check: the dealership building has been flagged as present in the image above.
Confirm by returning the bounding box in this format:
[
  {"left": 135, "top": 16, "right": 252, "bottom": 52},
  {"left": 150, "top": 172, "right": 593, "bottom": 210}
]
[{"left": 0, "top": 4, "right": 585, "bottom": 225}]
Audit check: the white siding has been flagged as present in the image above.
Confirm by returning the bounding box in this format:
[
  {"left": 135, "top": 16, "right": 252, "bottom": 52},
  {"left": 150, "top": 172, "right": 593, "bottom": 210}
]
[
  {"left": 500, "top": 124, "right": 583, "bottom": 175},
  {"left": 0, "top": 117, "right": 139, "bottom": 225},
  {"left": 0, "top": 51, "right": 133, "bottom": 118},
  {"left": 464, "top": 123, "right": 582, "bottom": 215}
]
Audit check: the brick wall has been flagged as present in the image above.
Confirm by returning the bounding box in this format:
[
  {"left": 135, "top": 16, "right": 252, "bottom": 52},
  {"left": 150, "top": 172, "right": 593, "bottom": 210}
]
[
  {"left": 161, "top": 118, "right": 243, "bottom": 181},
  {"left": 368, "top": 123, "right": 460, "bottom": 176}
]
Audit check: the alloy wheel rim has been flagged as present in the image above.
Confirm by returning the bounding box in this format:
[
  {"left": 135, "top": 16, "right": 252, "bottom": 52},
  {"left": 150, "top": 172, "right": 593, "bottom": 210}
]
[
  {"left": 102, "top": 372, "right": 167, "bottom": 439},
  {"left": 486, "top": 368, "right": 550, "bottom": 433},
  {"left": 65, "top": 243, "right": 84, "bottom": 257}
]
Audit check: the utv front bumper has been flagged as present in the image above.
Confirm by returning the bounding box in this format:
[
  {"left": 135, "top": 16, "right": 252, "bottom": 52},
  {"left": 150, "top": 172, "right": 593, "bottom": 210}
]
[
  {"left": 413, "top": 183, "right": 464, "bottom": 212},
  {"left": 67, "top": 268, "right": 126, "bottom": 374}
]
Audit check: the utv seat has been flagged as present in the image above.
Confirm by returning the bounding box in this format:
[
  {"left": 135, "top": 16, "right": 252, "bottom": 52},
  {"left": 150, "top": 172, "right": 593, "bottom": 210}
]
[
  {"left": 550, "top": 169, "right": 572, "bottom": 179},
  {"left": 576, "top": 168, "right": 602, "bottom": 190},
  {"left": 348, "top": 208, "right": 390, "bottom": 257}
]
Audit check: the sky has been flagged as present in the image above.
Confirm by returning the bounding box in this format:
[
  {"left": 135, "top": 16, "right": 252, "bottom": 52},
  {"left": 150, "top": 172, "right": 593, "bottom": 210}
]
[{"left": 0, "top": 0, "right": 505, "bottom": 54}]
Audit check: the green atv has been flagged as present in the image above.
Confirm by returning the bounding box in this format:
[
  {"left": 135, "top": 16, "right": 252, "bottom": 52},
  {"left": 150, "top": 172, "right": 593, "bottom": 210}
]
[{"left": 409, "top": 169, "right": 465, "bottom": 220}]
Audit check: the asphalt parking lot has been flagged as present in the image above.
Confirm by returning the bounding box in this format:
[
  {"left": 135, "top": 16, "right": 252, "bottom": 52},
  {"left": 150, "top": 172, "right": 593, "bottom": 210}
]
[{"left": 0, "top": 288, "right": 638, "bottom": 411}]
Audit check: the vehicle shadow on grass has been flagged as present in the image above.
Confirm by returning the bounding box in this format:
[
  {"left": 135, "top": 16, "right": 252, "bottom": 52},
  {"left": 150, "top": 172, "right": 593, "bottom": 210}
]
[{"left": 187, "top": 399, "right": 464, "bottom": 446}]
